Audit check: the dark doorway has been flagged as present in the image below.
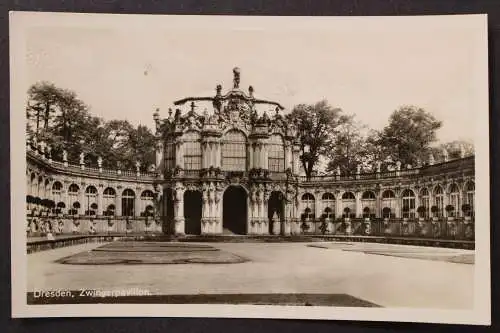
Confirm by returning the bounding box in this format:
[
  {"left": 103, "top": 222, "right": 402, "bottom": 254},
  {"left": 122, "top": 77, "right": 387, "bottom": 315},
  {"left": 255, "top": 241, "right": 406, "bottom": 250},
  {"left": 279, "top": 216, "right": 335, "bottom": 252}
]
[
  {"left": 268, "top": 191, "right": 284, "bottom": 235},
  {"left": 184, "top": 190, "right": 202, "bottom": 235},
  {"left": 164, "top": 188, "right": 174, "bottom": 234},
  {"left": 223, "top": 186, "right": 247, "bottom": 235}
]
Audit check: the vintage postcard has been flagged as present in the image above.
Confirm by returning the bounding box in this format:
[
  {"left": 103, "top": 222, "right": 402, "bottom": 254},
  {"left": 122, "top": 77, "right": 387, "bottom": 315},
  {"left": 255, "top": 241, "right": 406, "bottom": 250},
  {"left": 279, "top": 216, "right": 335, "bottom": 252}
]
[{"left": 10, "top": 12, "right": 490, "bottom": 324}]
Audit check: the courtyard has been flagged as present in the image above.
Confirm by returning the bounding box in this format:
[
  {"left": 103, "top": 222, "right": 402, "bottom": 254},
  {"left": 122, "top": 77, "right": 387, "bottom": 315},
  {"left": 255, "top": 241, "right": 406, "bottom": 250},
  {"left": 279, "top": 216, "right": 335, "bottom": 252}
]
[{"left": 27, "top": 240, "right": 474, "bottom": 309}]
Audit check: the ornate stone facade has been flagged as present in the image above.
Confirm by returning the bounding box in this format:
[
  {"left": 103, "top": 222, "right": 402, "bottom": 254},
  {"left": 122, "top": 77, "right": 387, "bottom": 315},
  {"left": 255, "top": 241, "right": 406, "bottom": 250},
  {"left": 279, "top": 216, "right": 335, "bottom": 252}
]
[{"left": 25, "top": 68, "right": 475, "bottom": 240}]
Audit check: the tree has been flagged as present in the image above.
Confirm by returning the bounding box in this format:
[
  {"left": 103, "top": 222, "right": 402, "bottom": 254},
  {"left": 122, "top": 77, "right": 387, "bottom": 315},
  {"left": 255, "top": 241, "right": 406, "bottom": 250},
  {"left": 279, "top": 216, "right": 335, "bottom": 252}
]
[
  {"left": 326, "top": 115, "right": 377, "bottom": 174},
  {"left": 27, "top": 81, "right": 60, "bottom": 131},
  {"left": 431, "top": 140, "right": 475, "bottom": 162},
  {"left": 374, "top": 106, "right": 442, "bottom": 166},
  {"left": 124, "top": 125, "right": 156, "bottom": 172},
  {"left": 285, "top": 100, "right": 345, "bottom": 179}
]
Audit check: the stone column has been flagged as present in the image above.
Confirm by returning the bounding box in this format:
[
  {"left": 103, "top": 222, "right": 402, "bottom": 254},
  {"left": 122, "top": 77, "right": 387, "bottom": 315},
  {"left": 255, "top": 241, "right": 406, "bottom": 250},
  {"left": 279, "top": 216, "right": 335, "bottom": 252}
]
[
  {"left": 315, "top": 192, "right": 322, "bottom": 219},
  {"left": 134, "top": 191, "right": 141, "bottom": 217},
  {"left": 173, "top": 183, "right": 185, "bottom": 235},
  {"left": 116, "top": 190, "right": 122, "bottom": 216},
  {"left": 263, "top": 142, "right": 269, "bottom": 170},
  {"left": 355, "top": 192, "right": 362, "bottom": 218},
  {"left": 247, "top": 143, "right": 253, "bottom": 170},
  {"left": 78, "top": 185, "right": 85, "bottom": 215},
  {"left": 215, "top": 187, "right": 223, "bottom": 233},
  {"left": 336, "top": 191, "right": 344, "bottom": 218},
  {"left": 282, "top": 198, "right": 292, "bottom": 235},
  {"left": 458, "top": 191, "right": 464, "bottom": 217},
  {"left": 201, "top": 185, "right": 209, "bottom": 234},
  {"left": 97, "top": 190, "right": 103, "bottom": 216}
]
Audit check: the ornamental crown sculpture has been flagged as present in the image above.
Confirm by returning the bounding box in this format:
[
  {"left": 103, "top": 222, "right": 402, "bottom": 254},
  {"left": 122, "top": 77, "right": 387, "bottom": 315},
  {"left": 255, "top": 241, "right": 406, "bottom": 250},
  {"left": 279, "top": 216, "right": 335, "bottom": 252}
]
[{"left": 156, "top": 67, "right": 288, "bottom": 136}]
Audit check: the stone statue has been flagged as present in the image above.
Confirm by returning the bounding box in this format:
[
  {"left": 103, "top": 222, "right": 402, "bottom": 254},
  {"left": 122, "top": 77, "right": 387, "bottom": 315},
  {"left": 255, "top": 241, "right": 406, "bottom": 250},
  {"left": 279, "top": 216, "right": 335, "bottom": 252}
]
[
  {"left": 233, "top": 67, "right": 241, "bottom": 89},
  {"left": 442, "top": 148, "right": 449, "bottom": 162},
  {"left": 97, "top": 156, "right": 102, "bottom": 168},
  {"left": 356, "top": 164, "right": 361, "bottom": 174},
  {"left": 459, "top": 144, "right": 466, "bottom": 158},
  {"left": 336, "top": 166, "right": 341, "bottom": 176},
  {"left": 376, "top": 161, "right": 381, "bottom": 173},
  {"left": 429, "top": 153, "right": 435, "bottom": 165},
  {"left": 395, "top": 161, "right": 401, "bottom": 171},
  {"left": 79, "top": 152, "right": 85, "bottom": 165}
]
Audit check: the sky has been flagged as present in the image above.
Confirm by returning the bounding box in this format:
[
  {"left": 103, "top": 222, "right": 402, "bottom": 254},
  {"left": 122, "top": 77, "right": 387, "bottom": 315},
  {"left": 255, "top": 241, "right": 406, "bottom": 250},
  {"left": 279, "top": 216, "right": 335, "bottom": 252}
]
[{"left": 23, "top": 14, "right": 486, "bottom": 145}]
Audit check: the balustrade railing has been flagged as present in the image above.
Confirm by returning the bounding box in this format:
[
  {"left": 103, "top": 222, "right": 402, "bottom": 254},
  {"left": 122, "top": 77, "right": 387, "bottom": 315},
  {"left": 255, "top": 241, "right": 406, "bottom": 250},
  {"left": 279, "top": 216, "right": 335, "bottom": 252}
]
[
  {"left": 301, "top": 218, "right": 474, "bottom": 241},
  {"left": 27, "top": 150, "right": 157, "bottom": 179}
]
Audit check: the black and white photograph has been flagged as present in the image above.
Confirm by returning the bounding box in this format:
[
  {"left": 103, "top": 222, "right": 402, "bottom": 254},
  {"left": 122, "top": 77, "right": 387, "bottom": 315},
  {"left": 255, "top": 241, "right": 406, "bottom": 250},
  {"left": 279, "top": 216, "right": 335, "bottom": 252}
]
[{"left": 10, "top": 12, "right": 490, "bottom": 324}]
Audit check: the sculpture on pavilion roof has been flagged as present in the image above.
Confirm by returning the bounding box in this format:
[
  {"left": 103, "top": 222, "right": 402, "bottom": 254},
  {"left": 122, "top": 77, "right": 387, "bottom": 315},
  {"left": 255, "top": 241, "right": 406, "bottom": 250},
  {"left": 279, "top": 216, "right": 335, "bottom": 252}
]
[{"left": 157, "top": 67, "right": 288, "bottom": 136}]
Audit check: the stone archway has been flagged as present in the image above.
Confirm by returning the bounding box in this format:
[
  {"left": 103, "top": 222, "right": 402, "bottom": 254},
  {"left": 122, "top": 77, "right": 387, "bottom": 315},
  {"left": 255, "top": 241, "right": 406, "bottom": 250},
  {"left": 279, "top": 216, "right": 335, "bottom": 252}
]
[
  {"left": 223, "top": 185, "right": 248, "bottom": 235},
  {"left": 268, "top": 191, "right": 284, "bottom": 235},
  {"left": 184, "top": 190, "right": 202, "bottom": 235}
]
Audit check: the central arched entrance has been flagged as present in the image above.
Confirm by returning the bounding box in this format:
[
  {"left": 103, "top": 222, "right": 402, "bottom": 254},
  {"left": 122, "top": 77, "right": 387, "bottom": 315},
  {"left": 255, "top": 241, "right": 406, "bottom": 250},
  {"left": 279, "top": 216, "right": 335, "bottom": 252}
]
[
  {"left": 184, "top": 190, "right": 202, "bottom": 235},
  {"left": 268, "top": 191, "right": 284, "bottom": 234},
  {"left": 223, "top": 186, "right": 247, "bottom": 235}
]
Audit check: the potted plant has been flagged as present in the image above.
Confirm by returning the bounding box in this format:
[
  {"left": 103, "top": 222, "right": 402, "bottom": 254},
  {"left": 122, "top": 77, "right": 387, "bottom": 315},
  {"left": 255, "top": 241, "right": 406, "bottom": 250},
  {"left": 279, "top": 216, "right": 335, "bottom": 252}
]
[
  {"left": 363, "top": 207, "right": 370, "bottom": 221},
  {"left": 430, "top": 205, "right": 439, "bottom": 221},
  {"left": 382, "top": 207, "right": 391, "bottom": 221},
  {"left": 417, "top": 206, "right": 426, "bottom": 221},
  {"left": 90, "top": 203, "right": 98, "bottom": 215},
  {"left": 445, "top": 204, "right": 455, "bottom": 221},
  {"left": 56, "top": 202, "right": 65, "bottom": 216},
  {"left": 343, "top": 207, "right": 351, "bottom": 221},
  {"left": 461, "top": 204, "right": 472, "bottom": 221}
]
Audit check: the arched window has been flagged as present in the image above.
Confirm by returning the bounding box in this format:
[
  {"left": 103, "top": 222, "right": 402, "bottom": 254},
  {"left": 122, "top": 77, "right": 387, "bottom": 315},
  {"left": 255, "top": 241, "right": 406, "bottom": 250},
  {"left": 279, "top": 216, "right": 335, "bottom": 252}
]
[
  {"left": 183, "top": 131, "right": 202, "bottom": 170},
  {"left": 268, "top": 134, "right": 285, "bottom": 172},
  {"left": 85, "top": 186, "right": 98, "bottom": 216},
  {"left": 321, "top": 193, "right": 335, "bottom": 218},
  {"left": 103, "top": 187, "right": 116, "bottom": 197},
  {"left": 301, "top": 193, "right": 315, "bottom": 219},
  {"left": 52, "top": 181, "right": 62, "bottom": 192},
  {"left": 433, "top": 185, "right": 444, "bottom": 217},
  {"left": 164, "top": 142, "right": 176, "bottom": 170},
  {"left": 222, "top": 130, "right": 247, "bottom": 171},
  {"left": 140, "top": 190, "right": 155, "bottom": 216},
  {"left": 401, "top": 189, "right": 416, "bottom": 218},
  {"left": 419, "top": 188, "right": 430, "bottom": 218},
  {"left": 68, "top": 184, "right": 79, "bottom": 194},
  {"left": 122, "top": 189, "right": 136, "bottom": 217},
  {"left": 341, "top": 192, "right": 356, "bottom": 218},
  {"left": 361, "top": 191, "right": 376, "bottom": 218},
  {"left": 448, "top": 184, "right": 460, "bottom": 217},
  {"left": 381, "top": 190, "right": 396, "bottom": 218},
  {"left": 68, "top": 183, "right": 79, "bottom": 210},
  {"left": 465, "top": 181, "right": 475, "bottom": 213},
  {"left": 103, "top": 187, "right": 116, "bottom": 215},
  {"left": 51, "top": 181, "right": 62, "bottom": 203}
]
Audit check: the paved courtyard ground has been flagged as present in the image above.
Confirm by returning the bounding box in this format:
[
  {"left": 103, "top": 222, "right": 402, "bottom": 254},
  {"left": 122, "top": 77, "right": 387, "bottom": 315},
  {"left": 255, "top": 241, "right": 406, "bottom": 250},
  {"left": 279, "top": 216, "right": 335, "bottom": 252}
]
[{"left": 27, "top": 241, "right": 474, "bottom": 309}]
